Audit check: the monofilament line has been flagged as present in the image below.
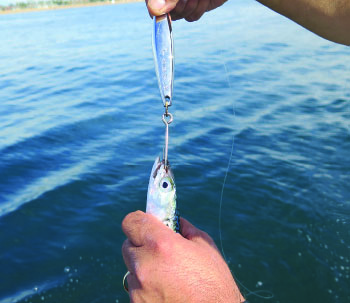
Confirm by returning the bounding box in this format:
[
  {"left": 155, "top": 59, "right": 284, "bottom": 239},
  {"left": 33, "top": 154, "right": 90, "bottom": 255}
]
[{"left": 219, "top": 59, "right": 273, "bottom": 300}]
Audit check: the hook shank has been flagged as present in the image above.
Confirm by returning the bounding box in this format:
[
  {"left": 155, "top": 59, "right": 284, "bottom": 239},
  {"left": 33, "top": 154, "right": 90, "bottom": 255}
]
[{"left": 162, "top": 112, "right": 173, "bottom": 168}]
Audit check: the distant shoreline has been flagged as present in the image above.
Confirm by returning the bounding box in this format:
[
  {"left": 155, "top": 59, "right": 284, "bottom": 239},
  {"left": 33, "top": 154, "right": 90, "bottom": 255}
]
[{"left": 0, "top": 0, "right": 143, "bottom": 15}]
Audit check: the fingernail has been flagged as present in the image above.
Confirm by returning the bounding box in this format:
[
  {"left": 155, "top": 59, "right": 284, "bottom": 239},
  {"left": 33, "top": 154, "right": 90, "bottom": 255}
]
[{"left": 150, "top": 0, "right": 166, "bottom": 11}]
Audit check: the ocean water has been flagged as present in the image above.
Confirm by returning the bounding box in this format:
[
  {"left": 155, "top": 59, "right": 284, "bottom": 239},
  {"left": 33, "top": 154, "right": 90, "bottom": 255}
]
[{"left": 0, "top": 1, "right": 349, "bottom": 302}]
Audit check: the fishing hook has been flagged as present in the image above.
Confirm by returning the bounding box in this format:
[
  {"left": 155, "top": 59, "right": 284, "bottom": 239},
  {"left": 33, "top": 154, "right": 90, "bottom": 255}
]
[{"left": 162, "top": 110, "right": 173, "bottom": 170}]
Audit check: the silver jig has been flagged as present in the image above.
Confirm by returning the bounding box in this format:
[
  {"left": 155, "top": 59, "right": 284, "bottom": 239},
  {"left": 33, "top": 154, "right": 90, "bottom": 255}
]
[{"left": 152, "top": 14, "right": 174, "bottom": 108}]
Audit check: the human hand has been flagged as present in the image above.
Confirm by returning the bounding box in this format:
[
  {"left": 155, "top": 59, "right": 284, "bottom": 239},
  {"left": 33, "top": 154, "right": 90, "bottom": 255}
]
[
  {"left": 122, "top": 210, "right": 244, "bottom": 303},
  {"left": 146, "top": 0, "right": 228, "bottom": 22}
]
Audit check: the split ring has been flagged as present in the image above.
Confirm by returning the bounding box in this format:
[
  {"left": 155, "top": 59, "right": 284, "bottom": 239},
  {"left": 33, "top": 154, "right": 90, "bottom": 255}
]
[{"left": 162, "top": 112, "right": 173, "bottom": 125}]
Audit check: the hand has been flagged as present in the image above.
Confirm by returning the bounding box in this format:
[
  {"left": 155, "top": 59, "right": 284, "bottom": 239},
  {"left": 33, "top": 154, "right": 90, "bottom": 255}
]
[
  {"left": 122, "top": 210, "right": 244, "bottom": 303},
  {"left": 146, "top": 0, "right": 228, "bottom": 22}
]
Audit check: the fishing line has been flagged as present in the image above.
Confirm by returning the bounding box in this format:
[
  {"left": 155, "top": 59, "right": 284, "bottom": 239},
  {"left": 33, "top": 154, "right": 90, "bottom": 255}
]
[
  {"left": 218, "top": 61, "right": 235, "bottom": 265},
  {"left": 218, "top": 50, "right": 274, "bottom": 301}
]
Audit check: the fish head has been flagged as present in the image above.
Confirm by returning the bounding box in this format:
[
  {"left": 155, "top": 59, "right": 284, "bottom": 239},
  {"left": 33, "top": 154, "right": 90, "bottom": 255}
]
[{"left": 146, "top": 156, "right": 176, "bottom": 221}]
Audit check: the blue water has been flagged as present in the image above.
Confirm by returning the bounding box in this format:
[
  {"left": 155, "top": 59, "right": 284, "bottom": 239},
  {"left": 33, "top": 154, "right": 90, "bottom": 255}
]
[{"left": 0, "top": 1, "right": 349, "bottom": 302}]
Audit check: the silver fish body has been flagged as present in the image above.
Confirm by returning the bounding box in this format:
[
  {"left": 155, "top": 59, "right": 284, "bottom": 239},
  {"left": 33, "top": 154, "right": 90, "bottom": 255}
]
[
  {"left": 152, "top": 14, "right": 174, "bottom": 107},
  {"left": 146, "top": 157, "right": 180, "bottom": 232}
]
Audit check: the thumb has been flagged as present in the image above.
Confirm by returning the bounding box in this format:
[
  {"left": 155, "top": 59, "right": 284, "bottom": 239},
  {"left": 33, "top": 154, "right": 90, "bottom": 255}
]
[{"left": 147, "top": 0, "right": 179, "bottom": 16}]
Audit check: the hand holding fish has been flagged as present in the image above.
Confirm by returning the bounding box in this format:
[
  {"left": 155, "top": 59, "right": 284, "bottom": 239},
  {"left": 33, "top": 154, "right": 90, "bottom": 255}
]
[{"left": 122, "top": 211, "right": 244, "bottom": 303}]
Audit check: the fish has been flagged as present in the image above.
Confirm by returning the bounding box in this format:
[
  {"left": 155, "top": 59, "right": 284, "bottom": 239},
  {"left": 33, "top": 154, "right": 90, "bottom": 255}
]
[
  {"left": 152, "top": 14, "right": 174, "bottom": 108},
  {"left": 146, "top": 156, "right": 180, "bottom": 233}
]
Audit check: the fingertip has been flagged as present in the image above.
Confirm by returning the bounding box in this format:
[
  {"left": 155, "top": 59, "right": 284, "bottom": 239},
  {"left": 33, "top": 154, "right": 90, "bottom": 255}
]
[
  {"left": 147, "top": 0, "right": 166, "bottom": 16},
  {"left": 147, "top": 0, "right": 178, "bottom": 16}
]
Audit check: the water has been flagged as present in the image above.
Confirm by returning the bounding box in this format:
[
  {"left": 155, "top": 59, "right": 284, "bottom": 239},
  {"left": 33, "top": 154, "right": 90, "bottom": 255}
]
[{"left": 0, "top": 1, "right": 349, "bottom": 302}]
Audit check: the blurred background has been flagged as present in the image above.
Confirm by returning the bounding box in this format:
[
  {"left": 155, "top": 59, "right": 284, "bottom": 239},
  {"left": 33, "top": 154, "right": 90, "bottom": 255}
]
[{"left": 0, "top": 0, "right": 349, "bottom": 302}]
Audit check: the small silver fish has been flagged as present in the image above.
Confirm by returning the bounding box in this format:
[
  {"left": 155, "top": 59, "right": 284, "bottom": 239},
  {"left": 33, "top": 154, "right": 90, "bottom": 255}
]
[
  {"left": 146, "top": 157, "right": 180, "bottom": 232},
  {"left": 152, "top": 14, "right": 174, "bottom": 107}
]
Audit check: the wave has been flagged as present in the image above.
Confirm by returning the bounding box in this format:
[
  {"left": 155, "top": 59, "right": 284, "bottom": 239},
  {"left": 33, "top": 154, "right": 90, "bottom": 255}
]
[
  {"left": 0, "top": 149, "right": 113, "bottom": 218},
  {"left": 0, "top": 279, "right": 60, "bottom": 303}
]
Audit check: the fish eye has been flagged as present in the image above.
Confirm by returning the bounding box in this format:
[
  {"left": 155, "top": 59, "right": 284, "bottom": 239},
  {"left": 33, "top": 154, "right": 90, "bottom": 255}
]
[{"left": 159, "top": 177, "right": 173, "bottom": 192}]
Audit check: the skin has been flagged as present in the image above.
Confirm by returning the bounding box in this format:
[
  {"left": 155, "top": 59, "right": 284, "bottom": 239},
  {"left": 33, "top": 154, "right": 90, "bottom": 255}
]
[
  {"left": 122, "top": 211, "right": 245, "bottom": 303},
  {"left": 146, "top": 0, "right": 350, "bottom": 45}
]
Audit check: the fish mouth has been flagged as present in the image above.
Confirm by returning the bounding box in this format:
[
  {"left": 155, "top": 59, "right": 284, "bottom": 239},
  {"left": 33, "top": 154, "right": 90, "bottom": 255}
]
[{"left": 151, "top": 156, "right": 173, "bottom": 179}]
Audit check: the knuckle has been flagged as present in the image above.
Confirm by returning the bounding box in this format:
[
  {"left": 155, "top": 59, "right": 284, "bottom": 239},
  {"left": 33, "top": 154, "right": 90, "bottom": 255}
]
[
  {"left": 188, "top": 15, "right": 199, "bottom": 22},
  {"left": 191, "top": 11, "right": 203, "bottom": 21},
  {"left": 186, "top": 8, "right": 204, "bottom": 22},
  {"left": 152, "top": 236, "right": 173, "bottom": 257}
]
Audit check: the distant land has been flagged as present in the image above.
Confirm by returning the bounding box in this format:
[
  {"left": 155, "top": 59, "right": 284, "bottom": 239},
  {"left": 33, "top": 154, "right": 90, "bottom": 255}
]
[{"left": 0, "top": 0, "right": 143, "bottom": 14}]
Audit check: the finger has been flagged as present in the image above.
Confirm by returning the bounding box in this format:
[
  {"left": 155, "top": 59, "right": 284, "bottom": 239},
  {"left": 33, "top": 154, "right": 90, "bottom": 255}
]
[
  {"left": 180, "top": 217, "right": 216, "bottom": 246},
  {"left": 122, "top": 211, "right": 174, "bottom": 248},
  {"left": 122, "top": 239, "right": 139, "bottom": 273},
  {"left": 181, "top": 0, "right": 199, "bottom": 20},
  {"left": 186, "top": 0, "right": 210, "bottom": 21},
  {"left": 127, "top": 271, "right": 141, "bottom": 294},
  {"left": 122, "top": 239, "right": 154, "bottom": 293},
  {"left": 207, "top": 0, "right": 227, "bottom": 12},
  {"left": 122, "top": 211, "right": 148, "bottom": 247},
  {"left": 170, "top": 0, "right": 188, "bottom": 20},
  {"left": 121, "top": 241, "right": 142, "bottom": 295},
  {"left": 147, "top": 0, "right": 179, "bottom": 17},
  {"left": 145, "top": 0, "right": 153, "bottom": 18},
  {"left": 180, "top": 217, "right": 203, "bottom": 240}
]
